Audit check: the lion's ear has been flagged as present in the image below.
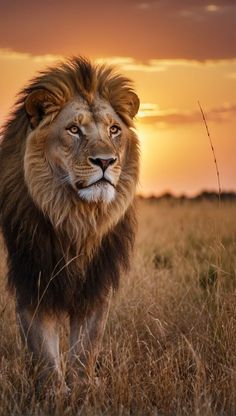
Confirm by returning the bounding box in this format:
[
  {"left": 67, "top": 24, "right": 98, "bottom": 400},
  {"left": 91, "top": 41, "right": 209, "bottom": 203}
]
[
  {"left": 25, "top": 89, "right": 58, "bottom": 128},
  {"left": 126, "top": 91, "right": 140, "bottom": 118}
]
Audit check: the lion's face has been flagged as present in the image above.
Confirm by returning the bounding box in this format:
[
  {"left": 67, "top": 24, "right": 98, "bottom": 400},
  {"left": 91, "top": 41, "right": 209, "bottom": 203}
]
[
  {"left": 44, "top": 96, "right": 127, "bottom": 204},
  {"left": 24, "top": 91, "right": 139, "bottom": 215}
]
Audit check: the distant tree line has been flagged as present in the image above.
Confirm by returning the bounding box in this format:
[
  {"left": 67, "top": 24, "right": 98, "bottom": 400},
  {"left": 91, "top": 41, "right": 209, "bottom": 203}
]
[{"left": 138, "top": 191, "right": 236, "bottom": 202}]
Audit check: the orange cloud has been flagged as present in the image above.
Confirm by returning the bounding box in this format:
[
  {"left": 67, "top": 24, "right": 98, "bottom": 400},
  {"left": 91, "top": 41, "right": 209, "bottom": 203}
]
[{"left": 138, "top": 103, "right": 236, "bottom": 126}]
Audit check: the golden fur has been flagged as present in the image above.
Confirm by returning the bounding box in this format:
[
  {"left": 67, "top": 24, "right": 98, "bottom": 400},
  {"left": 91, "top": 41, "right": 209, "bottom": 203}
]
[{"left": 0, "top": 57, "right": 140, "bottom": 387}]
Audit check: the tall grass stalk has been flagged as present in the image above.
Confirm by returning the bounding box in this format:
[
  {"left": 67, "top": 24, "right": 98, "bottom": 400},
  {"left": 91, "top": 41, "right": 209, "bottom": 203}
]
[{"left": 198, "top": 101, "right": 222, "bottom": 207}]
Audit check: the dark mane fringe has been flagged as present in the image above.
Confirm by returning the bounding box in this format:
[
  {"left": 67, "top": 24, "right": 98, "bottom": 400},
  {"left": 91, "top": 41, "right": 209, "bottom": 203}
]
[{"left": 3, "top": 200, "right": 136, "bottom": 314}]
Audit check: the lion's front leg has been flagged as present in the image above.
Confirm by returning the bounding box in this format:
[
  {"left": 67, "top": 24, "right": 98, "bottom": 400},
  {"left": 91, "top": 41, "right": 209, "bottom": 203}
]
[
  {"left": 69, "top": 290, "right": 111, "bottom": 383},
  {"left": 16, "top": 304, "right": 66, "bottom": 393}
]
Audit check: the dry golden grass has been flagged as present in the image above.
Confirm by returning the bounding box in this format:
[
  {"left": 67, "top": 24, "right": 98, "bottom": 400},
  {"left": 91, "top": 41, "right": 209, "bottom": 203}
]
[{"left": 0, "top": 199, "right": 236, "bottom": 415}]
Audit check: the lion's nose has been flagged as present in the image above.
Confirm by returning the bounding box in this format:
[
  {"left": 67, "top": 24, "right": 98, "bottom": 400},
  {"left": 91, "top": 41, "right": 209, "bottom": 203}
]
[{"left": 88, "top": 157, "right": 117, "bottom": 171}]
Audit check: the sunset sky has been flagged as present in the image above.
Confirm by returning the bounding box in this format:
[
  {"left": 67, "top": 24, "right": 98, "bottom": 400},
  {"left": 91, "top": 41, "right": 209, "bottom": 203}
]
[{"left": 0, "top": 0, "right": 235, "bottom": 195}]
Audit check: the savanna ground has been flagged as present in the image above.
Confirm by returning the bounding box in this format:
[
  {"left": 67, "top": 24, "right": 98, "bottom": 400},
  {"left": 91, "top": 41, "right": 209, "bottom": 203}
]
[{"left": 0, "top": 199, "right": 236, "bottom": 415}]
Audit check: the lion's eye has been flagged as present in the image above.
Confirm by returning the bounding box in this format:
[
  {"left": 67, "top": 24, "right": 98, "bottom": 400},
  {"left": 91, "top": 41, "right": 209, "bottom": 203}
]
[
  {"left": 67, "top": 125, "right": 81, "bottom": 135},
  {"left": 110, "top": 125, "right": 121, "bottom": 136}
]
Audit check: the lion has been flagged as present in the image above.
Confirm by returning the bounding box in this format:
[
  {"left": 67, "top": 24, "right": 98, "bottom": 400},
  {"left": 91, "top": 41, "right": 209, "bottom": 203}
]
[{"left": 0, "top": 57, "right": 140, "bottom": 391}]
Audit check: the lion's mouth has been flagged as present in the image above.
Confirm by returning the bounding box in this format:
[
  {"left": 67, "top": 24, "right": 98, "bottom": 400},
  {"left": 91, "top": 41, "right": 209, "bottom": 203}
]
[{"left": 76, "top": 177, "right": 115, "bottom": 190}]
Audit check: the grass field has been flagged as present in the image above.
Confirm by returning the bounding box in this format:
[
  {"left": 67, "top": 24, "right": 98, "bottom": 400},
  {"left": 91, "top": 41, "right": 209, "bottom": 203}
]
[{"left": 0, "top": 199, "right": 236, "bottom": 415}]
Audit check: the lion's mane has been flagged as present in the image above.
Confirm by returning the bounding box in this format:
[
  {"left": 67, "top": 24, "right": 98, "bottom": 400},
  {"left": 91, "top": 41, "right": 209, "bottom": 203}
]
[{"left": 0, "top": 57, "right": 139, "bottom": 314}]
